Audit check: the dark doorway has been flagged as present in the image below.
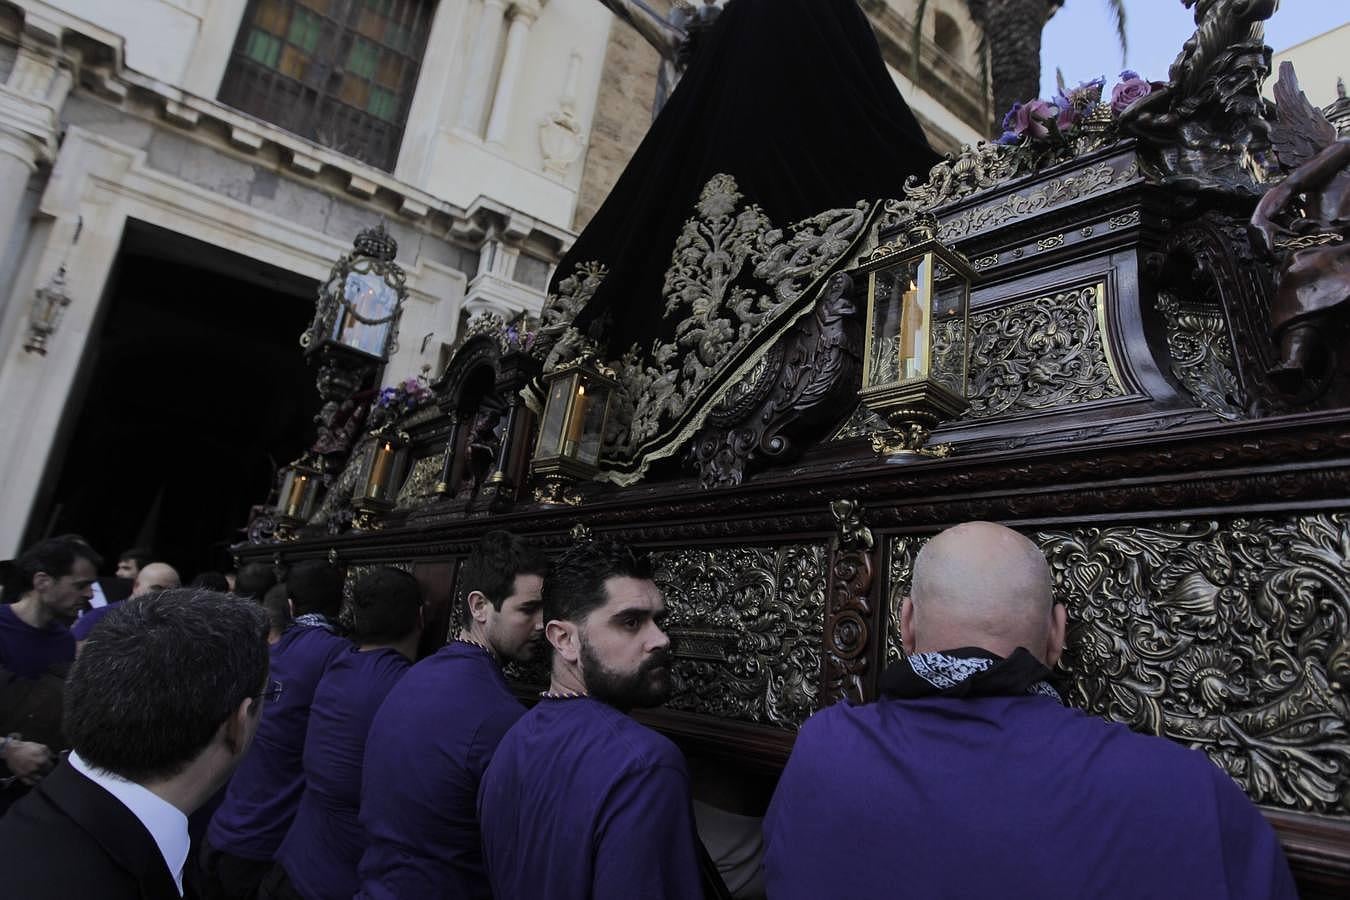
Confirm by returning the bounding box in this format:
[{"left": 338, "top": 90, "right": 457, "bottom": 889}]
[{"left": 34, "top": 221, "right": 322, "bottom": 579}]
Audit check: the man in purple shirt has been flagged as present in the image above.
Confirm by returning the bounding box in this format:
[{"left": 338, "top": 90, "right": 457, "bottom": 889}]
[
  {"left": 479, "top": 539, "right": 702, "bottom": 900},
  {"left": 357, "top": 531, "right": 548, "bottom": 900},
  {"left": 0, "top": 536, "right": 98, "bottom": 678},
  {"left": 763, "top": 521, "right": 1298, "bottom": 899},
  {"left": 202, "top": 561, "right": 348, "bottom": 900},
  {"left": 265, "top": 566, "right": 422, "bottom": 900}
]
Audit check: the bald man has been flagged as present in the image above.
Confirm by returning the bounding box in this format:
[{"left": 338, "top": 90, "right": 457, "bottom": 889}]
[
  {"left": 73, "top": 562, "right": 180, "bottom": 646},
  {"left": 763, "top": 521, "right": 1296, "bottom": 899}
]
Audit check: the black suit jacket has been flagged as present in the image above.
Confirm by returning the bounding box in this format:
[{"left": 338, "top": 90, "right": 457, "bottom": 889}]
[{"left": 0, "top": 761, "right": 181, "bottom": 899}]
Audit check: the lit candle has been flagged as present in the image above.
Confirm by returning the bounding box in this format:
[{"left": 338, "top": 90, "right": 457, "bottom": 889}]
[
  {"left": 563, "top": 382, "right": 588, "bottom": 457},
  {"left": 367, "top": 442, "right": 394, "bottom": 499},
  {"left": 285, "top": 474, "right": 309, "bottom": 518},
  {"left": 899, "top": 280, "right": 925, "bottom": 379}
]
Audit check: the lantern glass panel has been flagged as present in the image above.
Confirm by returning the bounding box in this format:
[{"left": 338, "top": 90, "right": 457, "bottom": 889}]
[
  {"left": 359, "top": 439, "right": 407, "bottom": 502},
  {"left": 331, "top": 270, "right": 397, "bottom": 358},
  {"left": 929, "top": 260, "right": 970, "bottom": 397},
  {"left": 573, "top": 376, "right": 611, "bottom": 467},
  {"left": 277, "top": 467, "right": 318, "bottom": 520},
  {"left": 867, "top": 256, "right": 931, "bottom": 388},
  {"left": 536, "top": 374, "right": 574, "bottom": 459}
]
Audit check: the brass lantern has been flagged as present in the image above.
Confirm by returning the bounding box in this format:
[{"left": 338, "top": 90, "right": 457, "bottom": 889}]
[
  {"left": 351, "top": 426, "right": 411, "bottom": 529},
  {"left": 530, "top": 357, "right": 618, "bottom": 504},
  {"left": 856, "top": 215, "right": 974, "bottom": 457},
  {"left": 273, "top": 455, "right": 323, "bottom": 541}
]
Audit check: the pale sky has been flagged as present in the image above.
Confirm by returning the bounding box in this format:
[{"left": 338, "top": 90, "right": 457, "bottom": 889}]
[{"left": 1039, "top": 0, "right": 1348, "bottom": 100}]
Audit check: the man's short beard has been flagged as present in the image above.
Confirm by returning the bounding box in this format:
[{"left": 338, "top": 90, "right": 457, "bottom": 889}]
[{"left": 579, "top": 638, "right": 672, "bottom": 711}]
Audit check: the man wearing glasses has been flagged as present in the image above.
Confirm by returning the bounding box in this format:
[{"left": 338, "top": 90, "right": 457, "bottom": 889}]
[{"left": 0, "top": 588, "right": 271, "bottom": 899}]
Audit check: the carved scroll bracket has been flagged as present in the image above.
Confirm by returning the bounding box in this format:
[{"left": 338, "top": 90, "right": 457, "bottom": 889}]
[{"left": 822, "top": 500, "right": 880, "bottom": 706}]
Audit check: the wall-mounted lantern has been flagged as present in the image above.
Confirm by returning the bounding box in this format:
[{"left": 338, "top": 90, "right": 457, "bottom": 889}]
[
  {"left": 856, "top": 214, "right": 974, "bottom": 457},
  {"left": 530, "top": 356, "right": 617, "bottom": 504}
]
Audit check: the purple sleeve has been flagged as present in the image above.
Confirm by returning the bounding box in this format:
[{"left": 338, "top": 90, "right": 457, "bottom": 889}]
[
  {"left": 71, "top": 606, "right": 110, "bottom": 641},
  {"left": 593, "top": 763, "right": 702, "bottom": 900},
  {"left": 1211, "top": 769, "right": 1299, "bottom": 900}
]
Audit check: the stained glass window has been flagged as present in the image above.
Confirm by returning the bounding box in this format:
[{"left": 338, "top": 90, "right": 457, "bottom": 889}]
[{"left": 219, "top": 0, "right": 435, "bottom": 171}]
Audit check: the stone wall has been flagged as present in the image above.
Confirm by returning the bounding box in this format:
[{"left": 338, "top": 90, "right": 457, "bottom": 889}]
[{"left": 572, "top": 3, "right": 667, "bottom": 232}]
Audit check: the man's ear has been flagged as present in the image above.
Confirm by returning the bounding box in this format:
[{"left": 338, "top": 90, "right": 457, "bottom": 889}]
[
  {"left": 900, "top": 596, "right": 916, "bottom": 655},
  {"left": 545, "top": 619, "right": 578, "bottom": 663},
  {"left": 222, "top": 696, "right": 257, "bottom": 757},
  {"left": 31, "top": 571, "right": 53, "bottom": 594},
  {"left": 467, "top": 590, "right": 491, "bottom": 625},
  {"left": 1045, "top": 602, "right": 1068, "bottom": 669}
]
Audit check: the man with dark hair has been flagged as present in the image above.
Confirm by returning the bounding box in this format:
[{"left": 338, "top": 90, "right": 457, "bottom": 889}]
[
  {"left": 762, "top": 522, "right": 1296, "bottom": 898},
  {"left": 0, "top": 537, "right": 100, "bottom": 812},
  {"left": 479, "top": 539, "right": 701, "bottom": 899},
  {"left": 115, "top": 547, "right": 153, "bottom": 581},
  {"left": 358, "top": 531, "right": 547, "bottom": 900},
  {"left": 0, "top": 537, "right": 100, "bottom": 677},
  {"left": 232, "top": 561, "right": 278, "bottom": 602},
  {"left": 204, "top": 562, "right": 349, "bottom": 900},
  {"left": 266, "top": 567, "right": 422, "bottom": 900},
  {"left": 0, "top": 589, "right": 271, "bottom": 899}
]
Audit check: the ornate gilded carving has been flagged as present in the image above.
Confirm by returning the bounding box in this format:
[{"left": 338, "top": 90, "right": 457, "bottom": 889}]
[
  {"left": 966, "top": 281, "right": 1123, "bottom": 418},
  {"left": 831, "top": 281, "right": 1125, "bottom": 442},
  {"left": 394, "top": 454, "right": 444, "bottom": 510},
  {"left": 653, "top": 543, "right": 827, "bottom": 728},
  {"left": 1156, "top": 291, "right": 1247, "bottom": 419},
  {"left": 887, "top": 515, "right": 1350, "bottom": 817},
  {"left": 595, "top": 174, "right": 874, "bottom": 484},
  {"left": 532, "top": 261, "right": 608, "bottom": 374},
  {"left": 688, "top": 272, "right": 862, "bottom": 488},
  {"left": 882, "top": 141, "right": 1013, "bottom": 225},
  {"left": 823, "top": 501, "right": 878, "bottom": 705},
  {"left": 937, "top": 160, "right": 1138, "bottom": 243}
]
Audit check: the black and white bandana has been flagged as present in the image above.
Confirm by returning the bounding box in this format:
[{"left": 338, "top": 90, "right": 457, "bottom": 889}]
[
  {"left": 880, "top": 646, "right": 1062, "bottom": 703},
  {"left": 292, "top": 612, "right": 336, "bottom": 633}
]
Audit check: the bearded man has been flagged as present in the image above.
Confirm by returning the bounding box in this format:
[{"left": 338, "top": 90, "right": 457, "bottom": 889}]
[
  {"left": 357, "top": 531, "right": 549, "bottom": 900},
  {"left": 478, "top": 539, "right": 701, "bottom": 900}
]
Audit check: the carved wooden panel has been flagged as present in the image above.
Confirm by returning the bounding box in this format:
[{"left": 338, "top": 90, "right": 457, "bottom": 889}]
[
  {"left": 652, "top": 543, "right": 827, "bottom": 728},
  {"left": 887, "top": 514, "right": 1350, "bottom": 818}
]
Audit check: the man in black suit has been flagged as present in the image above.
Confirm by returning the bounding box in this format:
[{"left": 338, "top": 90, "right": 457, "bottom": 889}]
[{"left": 0, "top": 587, "right": 271, "bottom": 899}]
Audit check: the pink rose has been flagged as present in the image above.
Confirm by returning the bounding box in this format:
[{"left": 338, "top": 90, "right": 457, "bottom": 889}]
[
  {"left": 1111, "top": 74, "right": 1152, "bottom": 116},
  {"left": 1012, "top": 98, "right": 1059, "bottom": 140}
]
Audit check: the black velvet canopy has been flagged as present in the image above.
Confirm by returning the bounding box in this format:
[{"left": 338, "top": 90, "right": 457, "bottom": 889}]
[{"left": 554, "top": 0, "right": 940, "bottom": 352}]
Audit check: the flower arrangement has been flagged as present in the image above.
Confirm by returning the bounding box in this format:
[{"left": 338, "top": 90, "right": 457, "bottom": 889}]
[
  {"left": 996, "top": 71, "right": 1159, "bottom": 171},
  {"left": 376, "top": 375, "right": 433, "bottom": 411},
  {"left": 502, "top": 321, "right": 537, "bottom": 353}
]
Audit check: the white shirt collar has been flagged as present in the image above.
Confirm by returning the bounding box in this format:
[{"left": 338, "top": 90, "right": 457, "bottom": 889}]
[{"left": 69, "top": 751, "right": 189, "bottom": 896}]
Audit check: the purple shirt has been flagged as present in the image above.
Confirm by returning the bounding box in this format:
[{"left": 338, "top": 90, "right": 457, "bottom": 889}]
[
  {"left": 357, "top": 642, "right": 524, "bottom": 900},
  {"left": 207, "top": 625, "right": 348, "bottom": 860},
  {"left": 70, "top": 603, "right": 115, "bottom": 641},
  {"left": 764, "top": 695, "right": 1298, "bottom": 899},
  {"left": 479, "top": 697, "right": 702, "bottom": 900},
  {"left": 0, "top": 604, "right": 75, "bottom": 678},
  {"left": 277, "top": 646, "right": 410, "bottom": 899}
]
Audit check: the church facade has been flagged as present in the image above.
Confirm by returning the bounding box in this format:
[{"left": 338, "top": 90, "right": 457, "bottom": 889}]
[{"left": 0, "top": 0, "right": 989, "bottom": 559}]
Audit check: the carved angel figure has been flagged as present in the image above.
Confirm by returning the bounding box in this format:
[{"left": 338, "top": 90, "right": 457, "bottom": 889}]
[{"left": 1250, "top": 62, "right": 1350, "bottom": 391}]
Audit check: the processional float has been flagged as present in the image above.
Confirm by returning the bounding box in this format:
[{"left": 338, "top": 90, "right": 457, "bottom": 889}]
[{"left": 242, "top": 0, "right": 1350, "bottom": 893}]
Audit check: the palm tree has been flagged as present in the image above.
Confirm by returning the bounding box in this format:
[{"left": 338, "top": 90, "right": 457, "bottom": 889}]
[{"left": 914, "top": 0, "right": 1128, "bottom": 133}]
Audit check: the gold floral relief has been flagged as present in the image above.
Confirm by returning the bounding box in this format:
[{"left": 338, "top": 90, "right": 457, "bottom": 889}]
[
  {"left": 887, "top": 515, "right": 1350, "bottom": 816},
  {"left": 652, "top": 543, "right": 827, "bottom": 728}
]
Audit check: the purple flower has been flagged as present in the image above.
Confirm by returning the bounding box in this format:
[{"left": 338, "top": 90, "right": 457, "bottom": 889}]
[
  {"left": 1118, "top": 70, "right": 1139, "bottom": 82},
  {"left": 1001, "top": 101, "right": 1023, "bottom": 133},
  {"left": 1111, "top": 73, "right": 1152, "bottom": 115},
  {"left": 997, "top": 130, "right": 1022, "bottom": 145},
  {"left": 1010, "top": 98, "right": 1060, "bottom": 141}
]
